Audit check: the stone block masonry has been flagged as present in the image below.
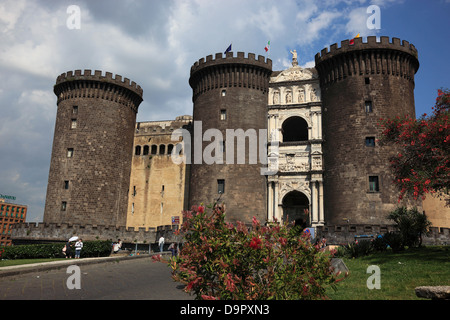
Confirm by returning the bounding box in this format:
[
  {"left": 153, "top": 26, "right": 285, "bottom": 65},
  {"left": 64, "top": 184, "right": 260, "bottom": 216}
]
[
  {"left": 44, "top": 70, "right": 143, "bottom": 228},
  {"left": 315, "top": 36, "right": 422, "bottom": 226},
  {"left": 188, "top": 52, "right": 272, "bottom": 223},
  {"left": 11, "top": 222, "right": 180, "bottom": 245}
]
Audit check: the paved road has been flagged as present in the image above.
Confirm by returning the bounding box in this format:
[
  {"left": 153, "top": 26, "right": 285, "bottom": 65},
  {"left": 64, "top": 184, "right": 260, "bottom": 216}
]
[{"left": 0, "top": 256, "right": 193, "bottom": 300}]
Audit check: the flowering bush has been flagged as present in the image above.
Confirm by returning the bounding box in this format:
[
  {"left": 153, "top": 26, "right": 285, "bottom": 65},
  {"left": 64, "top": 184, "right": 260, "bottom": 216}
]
[
  {"left": 379, "top": 89, "right": 449, "bottom": 203},
  {"left": 170, "top": 204, "right": 345, "bottom": 300}
]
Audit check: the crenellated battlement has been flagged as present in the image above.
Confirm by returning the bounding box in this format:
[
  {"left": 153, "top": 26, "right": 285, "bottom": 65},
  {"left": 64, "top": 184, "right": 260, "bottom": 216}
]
[
  {"left": 189, "top": 52, "right": 273, "bottom": 100},
  {"left": 315, "top": 36, "right": 419, "bottom": 84},
  {"left": 315, "top": 36, "right": 418, "bottom": 62},
  {"left": 55, "top": 69, "right": 143, "bottom": 96},
  {"left": 54, "top": 69, "right": 143, "bottom": 111},
  {"left": 10, "top": 222, "right": 180, "bottom": 244},
  {"left": 191, "top": 51, "right": 272, "bottom": 74},
  {"left": 135, "top": 115, "right": 192, "bottom": 135}
]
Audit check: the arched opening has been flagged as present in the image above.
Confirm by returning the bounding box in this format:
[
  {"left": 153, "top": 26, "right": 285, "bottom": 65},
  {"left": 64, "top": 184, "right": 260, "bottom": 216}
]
[
  {"left": 282, "top": 116, "right": 308, "bottom": 142},
  {"left": 151, "top": 145, "right": 157, "bottom": 155},
  {"left": 159, "top": 144, "right": 166, "bottom": 155},
  {"left": 143, "top": 145, "right": 149, "bottom": 155},
  {"left": 282, "top": 190, "right": 309, "bottom": 228},
  {"left": 135, "top": 145, "right": 141, "bottom": 156}
]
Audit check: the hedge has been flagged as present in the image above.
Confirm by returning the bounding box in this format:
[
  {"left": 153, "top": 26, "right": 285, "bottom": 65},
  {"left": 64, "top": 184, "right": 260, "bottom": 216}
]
[{"left": 0, "top": 240, "right": 112, "bottom": 260}]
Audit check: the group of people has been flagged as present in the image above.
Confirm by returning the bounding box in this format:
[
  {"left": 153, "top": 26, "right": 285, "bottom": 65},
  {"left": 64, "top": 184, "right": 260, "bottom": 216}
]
[
  {"left": 62, "top": 238, "right": 83, "bottom": 259},
  {"left": 62, "top": 236, "right": 178, "bottom": 258},
  {"left": 158, "top": 236, "right": 178, "bottom": 257}
]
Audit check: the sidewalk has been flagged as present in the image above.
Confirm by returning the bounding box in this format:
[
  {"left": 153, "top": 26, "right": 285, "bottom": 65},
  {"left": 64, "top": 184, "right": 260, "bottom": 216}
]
[{"left": 0, "top": 251, "right": 172, "bottom": 278}]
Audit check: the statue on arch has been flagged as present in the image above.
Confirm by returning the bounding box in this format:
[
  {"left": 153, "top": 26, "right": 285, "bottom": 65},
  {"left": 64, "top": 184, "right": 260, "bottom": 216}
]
[{"left": 290, "top": 50, "right": 298, "bottom": 66}]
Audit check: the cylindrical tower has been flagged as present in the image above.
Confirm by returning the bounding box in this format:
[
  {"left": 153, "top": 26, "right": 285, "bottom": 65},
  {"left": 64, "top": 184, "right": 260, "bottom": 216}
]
[
  {"left": 188, "top": 52, "right": 272, "bottom": 223},
  {"left": 315, "top": 36, "right": 420, "bottom": 225},
  {"left": 44, "top": 69, "right": 143, "bottom": 227}
]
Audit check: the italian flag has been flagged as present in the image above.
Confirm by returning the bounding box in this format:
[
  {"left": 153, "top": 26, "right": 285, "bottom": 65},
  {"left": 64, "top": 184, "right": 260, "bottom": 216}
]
[{"left": 264, "top": 40, "right": 270, "bottom": 52}]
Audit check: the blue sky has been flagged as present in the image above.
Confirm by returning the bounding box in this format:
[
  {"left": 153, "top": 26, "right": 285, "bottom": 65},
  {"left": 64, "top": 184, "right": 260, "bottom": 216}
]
[{"left": 0, "top": 0, "right": 448, "bottom": 223}]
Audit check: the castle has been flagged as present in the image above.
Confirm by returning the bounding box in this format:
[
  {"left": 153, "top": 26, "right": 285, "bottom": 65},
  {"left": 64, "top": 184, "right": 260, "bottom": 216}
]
[{"left": 11, "top": 36, "right": 450, "bottom": 246}]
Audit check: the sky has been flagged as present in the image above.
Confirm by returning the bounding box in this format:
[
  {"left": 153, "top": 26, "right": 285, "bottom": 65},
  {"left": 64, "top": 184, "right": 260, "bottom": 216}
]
[{"left": 0, "top": 0, "right": 449, "bottom": 223}]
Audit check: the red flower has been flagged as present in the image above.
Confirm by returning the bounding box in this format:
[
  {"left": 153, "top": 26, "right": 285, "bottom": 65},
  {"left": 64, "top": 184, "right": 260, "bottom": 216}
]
[
  {"left": 249, "top": 237, "right": 262, "bottom": 249},
  {"left": 198, "top": 205, "right": 205, "bottom": 214}
]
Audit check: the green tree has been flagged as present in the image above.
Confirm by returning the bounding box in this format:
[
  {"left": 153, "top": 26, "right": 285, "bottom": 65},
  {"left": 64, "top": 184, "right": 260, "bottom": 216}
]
[{"left": 387, "top": 207, "right": 432, "bottom": 248}]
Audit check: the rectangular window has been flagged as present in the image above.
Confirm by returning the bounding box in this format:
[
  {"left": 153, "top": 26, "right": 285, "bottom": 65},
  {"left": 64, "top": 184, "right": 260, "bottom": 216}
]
[
  {"left": 369, "top": 176, "right": 379, "bottom": 192},
  {"left": 73, "top": 106, "right": 78, "bottom": 114},
  {"left": 64, "top": 181, "right": 69, "bottom": 189},
  {"left": 71, "top": 119, "right": 77, "bottom": 129},
  {"left": 365, "top": 101, "right": 373, "bottom": 113},
  {"left": 365, "top": 137, "right": 375, "bottom": 147},
  {"left": 221, "top": 90, "right": 226, "bottom": 97},
  {"left": 220, "top": 109, "right": 227, "bottom": 120},
  {"left": 365, "top": 77, "right": 370, "bottom": 85},
  {"left": 217, "top": 179, "right": 225, "bottom": 194},
  {"left": 67, "top": 148, "right": 74, "bottom": 158},
  {"left": 61, "top": 201, "right": 67, "bottom": 211}
]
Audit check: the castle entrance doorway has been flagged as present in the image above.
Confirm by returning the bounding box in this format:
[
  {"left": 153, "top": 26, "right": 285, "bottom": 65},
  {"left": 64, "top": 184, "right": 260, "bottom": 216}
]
[{"left": 282, "top": 190, "right": 309, "bottom": 228}]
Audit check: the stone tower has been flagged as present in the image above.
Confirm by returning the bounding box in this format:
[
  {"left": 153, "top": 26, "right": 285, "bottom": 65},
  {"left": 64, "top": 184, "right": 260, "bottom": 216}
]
[
  {"left": 315, "top": 36, "right": 420, "bottom": 225},
  {"left": 188, "top": 52, "right": 272, "bottom": 223},
  {"left": 44, "top": 70, "right": 143, "bottom": 227}
]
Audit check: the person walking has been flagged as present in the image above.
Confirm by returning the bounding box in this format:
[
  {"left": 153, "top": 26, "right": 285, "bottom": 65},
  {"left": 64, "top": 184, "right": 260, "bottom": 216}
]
[
  {"left": 64, "top": 241, "right": 73, "bottom": 259},
  {"left": 158, "top": 236, "right": 165, "bottom": 252},
  {"left": 75, "top": 238, "right": 83, "bottom": 258},
  {"left": 168, "top": 243, "right": 178, "bottom": 257}
]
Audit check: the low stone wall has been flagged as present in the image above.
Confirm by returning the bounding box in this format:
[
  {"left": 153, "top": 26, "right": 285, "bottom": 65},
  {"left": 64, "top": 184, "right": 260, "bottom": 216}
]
[
  {"left": 11, "top": 222, "right": 450, "bottom": 247},
  {"left": 315, "top": 224, "right": 450, "bottom": 245},
  {"left": 10, "top": 222, "right": 180, "bottom": 245}
]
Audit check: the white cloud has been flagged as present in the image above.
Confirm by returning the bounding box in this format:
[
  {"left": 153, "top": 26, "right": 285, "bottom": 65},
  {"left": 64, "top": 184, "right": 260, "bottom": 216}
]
[
  {"left": 0, "top": 0, "right": 440, "bottom": 223},
  {"left": 0, "top": 0, "right": 27, "bottom": 32}
]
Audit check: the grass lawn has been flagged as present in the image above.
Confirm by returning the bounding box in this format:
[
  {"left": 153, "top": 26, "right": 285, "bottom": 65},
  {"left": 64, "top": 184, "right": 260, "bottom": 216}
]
[
  {"left": 0, "top": 258, "right": 66, "bottom": 268},
  {"left": 327, "top": 246, "right": 450, "bottom": 300}
]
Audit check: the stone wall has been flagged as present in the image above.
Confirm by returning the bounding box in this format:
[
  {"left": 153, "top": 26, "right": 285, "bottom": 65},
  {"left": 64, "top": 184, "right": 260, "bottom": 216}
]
[
  {"left": 11, "top": 222, "right": 180, "bottom": 245},
  {"left": 316, "top": 224, "right": 450, "bottom": 245},
  {"left": 127, "top": 116, "right": 192, "bottom": 229}
]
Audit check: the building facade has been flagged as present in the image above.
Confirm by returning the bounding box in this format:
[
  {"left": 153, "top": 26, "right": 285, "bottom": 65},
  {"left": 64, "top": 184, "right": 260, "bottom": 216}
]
[
  {"left": 126, "top": 116, "right": 191, "bottom": 229},
  {"left": 267, "top": 53, "right": 324, "bottom": 228},
  {"left": 14, "top": 36, "right": 450, "bottom": 246},
  {"left": 1, "top": 198, "right": 27, "bottom": 246}
]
